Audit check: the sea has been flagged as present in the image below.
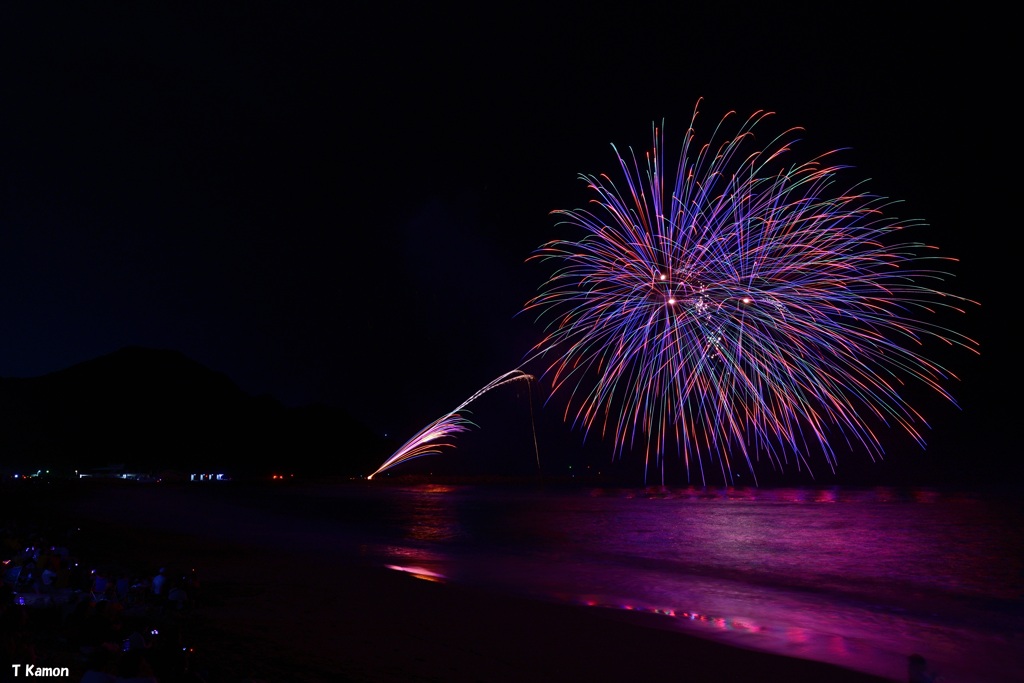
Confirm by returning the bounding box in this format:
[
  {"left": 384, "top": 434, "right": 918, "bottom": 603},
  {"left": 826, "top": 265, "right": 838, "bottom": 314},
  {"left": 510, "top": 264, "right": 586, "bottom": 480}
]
[{"left": 199, "top": 479, "right": 1024, "bottom": 683}]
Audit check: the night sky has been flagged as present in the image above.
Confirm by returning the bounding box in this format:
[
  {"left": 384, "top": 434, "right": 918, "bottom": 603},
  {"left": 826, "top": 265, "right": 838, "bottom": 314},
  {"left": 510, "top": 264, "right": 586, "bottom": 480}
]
[{"left": 0, "top": 5, "right": 1014, "bottom": 482}]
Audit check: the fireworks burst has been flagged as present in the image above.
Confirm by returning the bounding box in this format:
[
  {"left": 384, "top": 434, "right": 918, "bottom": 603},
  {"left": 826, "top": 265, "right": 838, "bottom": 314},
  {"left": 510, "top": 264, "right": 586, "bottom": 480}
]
[
  {"left": 368, "top": 370, "right": 538, "bottom": 479},
  {"left": 523, "top": 101, "right": 978, "bottom": 485}
]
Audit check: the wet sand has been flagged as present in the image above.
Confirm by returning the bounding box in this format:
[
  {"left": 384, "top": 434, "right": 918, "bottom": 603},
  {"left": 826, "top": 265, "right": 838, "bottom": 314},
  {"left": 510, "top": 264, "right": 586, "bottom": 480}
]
[{"left": 3, "top": 480, "right": 896, "bottom": 682}]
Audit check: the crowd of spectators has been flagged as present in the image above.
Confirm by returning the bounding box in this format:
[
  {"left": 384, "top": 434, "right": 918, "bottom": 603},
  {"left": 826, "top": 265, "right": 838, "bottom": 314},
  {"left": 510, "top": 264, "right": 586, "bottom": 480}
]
[{"left": 1, "top": 519, "right": 208, "bottom": 682}]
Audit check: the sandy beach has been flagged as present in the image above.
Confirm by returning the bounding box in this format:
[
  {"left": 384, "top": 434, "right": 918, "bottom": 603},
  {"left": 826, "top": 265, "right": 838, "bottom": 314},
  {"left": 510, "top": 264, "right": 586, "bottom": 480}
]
[{"left": 3, "top": 480, "right": 897, "bottom": 682}]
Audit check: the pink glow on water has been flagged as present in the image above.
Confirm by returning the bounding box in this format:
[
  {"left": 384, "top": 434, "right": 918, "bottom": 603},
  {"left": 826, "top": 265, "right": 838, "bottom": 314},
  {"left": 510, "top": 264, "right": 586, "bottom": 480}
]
[{"left": 363, "top": 484, "right": 1023, "bottom": 683}]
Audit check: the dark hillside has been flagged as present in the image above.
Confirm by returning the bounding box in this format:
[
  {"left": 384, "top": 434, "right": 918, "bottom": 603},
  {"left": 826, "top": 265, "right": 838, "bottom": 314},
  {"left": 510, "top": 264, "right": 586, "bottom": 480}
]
[{"left": 0, "top": 347, "right": 386, "bottom": 478}]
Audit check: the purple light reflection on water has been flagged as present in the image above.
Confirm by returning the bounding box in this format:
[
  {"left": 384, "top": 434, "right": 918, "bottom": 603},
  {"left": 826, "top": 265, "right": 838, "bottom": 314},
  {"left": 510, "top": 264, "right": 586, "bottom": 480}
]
[{"left": 360, "top": 484, "right": 1024, "bottom": 683}]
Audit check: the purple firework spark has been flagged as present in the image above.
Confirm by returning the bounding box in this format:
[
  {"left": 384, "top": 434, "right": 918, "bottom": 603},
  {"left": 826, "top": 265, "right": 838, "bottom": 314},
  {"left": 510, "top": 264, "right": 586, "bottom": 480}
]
[{"left": 523, "top": 101, "right": 978, "bottom": 486}]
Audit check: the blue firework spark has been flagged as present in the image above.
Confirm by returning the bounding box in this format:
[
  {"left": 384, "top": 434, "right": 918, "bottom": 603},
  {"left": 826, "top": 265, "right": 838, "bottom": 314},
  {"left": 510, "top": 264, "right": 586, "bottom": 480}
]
[{"left": 523, "top": 101, "right": 978, "bottom": 485}]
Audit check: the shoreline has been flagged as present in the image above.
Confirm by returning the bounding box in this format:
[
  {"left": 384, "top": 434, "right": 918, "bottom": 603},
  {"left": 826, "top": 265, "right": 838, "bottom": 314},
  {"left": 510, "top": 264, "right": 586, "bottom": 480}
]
[{"left": 3, "top": 480, "right": 896, "bottom": 682}]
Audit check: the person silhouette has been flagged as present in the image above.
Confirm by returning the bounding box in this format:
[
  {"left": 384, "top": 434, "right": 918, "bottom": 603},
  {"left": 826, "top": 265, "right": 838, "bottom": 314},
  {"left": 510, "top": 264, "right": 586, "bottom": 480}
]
[
  {"left": 908, "top": 653, "right": 938, "bottom": 682},
  {"left": 150, "top": 568, "right": 167, "bottom": 598}
]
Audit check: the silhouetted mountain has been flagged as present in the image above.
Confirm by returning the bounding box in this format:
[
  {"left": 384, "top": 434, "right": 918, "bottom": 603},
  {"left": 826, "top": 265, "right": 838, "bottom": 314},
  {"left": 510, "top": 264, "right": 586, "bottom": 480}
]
[{"left": 0, "top": 346, "right": 388, "bottom": 478}]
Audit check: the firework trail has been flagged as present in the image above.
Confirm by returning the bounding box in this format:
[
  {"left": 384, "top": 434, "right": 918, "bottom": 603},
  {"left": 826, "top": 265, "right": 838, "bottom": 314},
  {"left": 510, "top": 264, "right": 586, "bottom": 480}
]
[
  {"left": 523, "top": 100, "right": 978, "bottom": 486},
  {"left": 368, "top": 370, "right": 538, "bottom": 479}
]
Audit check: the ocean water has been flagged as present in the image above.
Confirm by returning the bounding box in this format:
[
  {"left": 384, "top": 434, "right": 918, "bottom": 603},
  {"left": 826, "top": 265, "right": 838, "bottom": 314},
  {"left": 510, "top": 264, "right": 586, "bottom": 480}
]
[
  {"left": 62, "top": 480, "right": 1024, "bottom": 682},
  {"left": 260, "top": 482, "right": 1024, "bottom": 683}
]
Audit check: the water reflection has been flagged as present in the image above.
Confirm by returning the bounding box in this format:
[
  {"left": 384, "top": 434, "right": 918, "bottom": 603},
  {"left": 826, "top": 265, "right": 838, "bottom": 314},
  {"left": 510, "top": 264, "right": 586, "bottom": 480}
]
[
  {"left": 365, "top": 485, "right": 465, "bottom": 583},
  {"left": 572, "top": 593, "right": 768, "bottom": 637},
  {"left": 402, "top": 484, "right": 464, "bottom": 543},
  {"left": 365, "top": 484, "right": 1023, "bottom": 683},
  {"left": 384, "top": 563, "right": 447, "bottom": 583}
]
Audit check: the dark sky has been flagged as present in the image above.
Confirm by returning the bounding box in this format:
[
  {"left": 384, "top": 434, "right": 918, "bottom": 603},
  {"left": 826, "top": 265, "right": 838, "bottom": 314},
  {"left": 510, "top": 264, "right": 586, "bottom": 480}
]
[{"left": 0, "top": 5, "right": 1014, "bottom": 481}]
